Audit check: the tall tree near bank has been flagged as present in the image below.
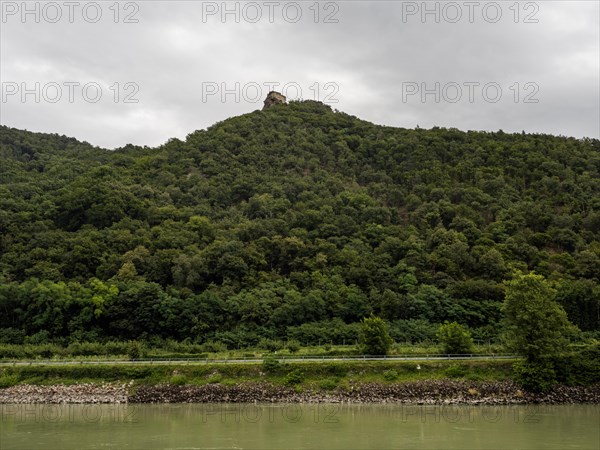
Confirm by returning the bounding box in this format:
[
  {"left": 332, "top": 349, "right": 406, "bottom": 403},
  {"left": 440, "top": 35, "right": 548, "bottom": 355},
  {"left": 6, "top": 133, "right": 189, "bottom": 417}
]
[
  {"left": 503, "top": 273, "right": 577, "bottom": 362},
  {"left": 359, "top": 315, "right": 393, "bottom": 355}
]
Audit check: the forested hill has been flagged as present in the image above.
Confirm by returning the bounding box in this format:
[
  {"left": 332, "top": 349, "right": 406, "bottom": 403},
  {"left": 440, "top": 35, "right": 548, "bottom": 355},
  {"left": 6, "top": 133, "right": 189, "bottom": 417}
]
[{"left": 1, "top": 100, "right": 599, "bottom": 346}]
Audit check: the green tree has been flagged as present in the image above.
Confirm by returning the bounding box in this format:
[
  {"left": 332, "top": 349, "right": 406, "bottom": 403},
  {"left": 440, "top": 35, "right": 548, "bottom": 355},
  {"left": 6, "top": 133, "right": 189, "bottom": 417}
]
[
  {"left": 436, "top": 321, "right": 474, "bottom": 354},
  {"left": 503, "top": 273, "right": 577, "bottom": 362},
  {"left": 359, "top": 315, "right": 393, "bottom": 355}
]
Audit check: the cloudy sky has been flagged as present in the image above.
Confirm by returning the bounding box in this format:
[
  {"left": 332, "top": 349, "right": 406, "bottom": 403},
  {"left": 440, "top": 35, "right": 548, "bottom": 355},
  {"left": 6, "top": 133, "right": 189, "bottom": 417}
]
[{"left": 1, "top": 0, "right": 598, "bottom": 149}]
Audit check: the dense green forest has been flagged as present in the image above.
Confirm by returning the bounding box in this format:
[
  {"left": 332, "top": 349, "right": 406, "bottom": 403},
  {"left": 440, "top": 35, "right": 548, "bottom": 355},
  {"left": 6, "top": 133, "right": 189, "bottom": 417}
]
[{"left": 1, "top": 100, "right": 599, "bottom": 348}]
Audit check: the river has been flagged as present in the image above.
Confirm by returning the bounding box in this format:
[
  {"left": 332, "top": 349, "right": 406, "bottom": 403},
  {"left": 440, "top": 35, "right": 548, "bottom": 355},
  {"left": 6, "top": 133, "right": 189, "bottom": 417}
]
[{"left": 1, "top": 404, "right": 598, "bottom": 449}]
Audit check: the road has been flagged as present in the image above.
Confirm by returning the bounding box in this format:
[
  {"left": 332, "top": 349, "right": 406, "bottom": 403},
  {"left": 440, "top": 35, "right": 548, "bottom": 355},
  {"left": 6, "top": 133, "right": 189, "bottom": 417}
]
[{"left": 0, "top": 354, "right": 517, "bottom": 366}]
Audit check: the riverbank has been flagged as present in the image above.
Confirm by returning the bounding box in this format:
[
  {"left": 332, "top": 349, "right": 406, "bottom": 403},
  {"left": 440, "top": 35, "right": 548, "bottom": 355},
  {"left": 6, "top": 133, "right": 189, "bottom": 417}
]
[
  {"left": 1, "top": 359, "right": 598, "bottom": 404},
  {"left": 1, "top": 380, "right": 599, "bottom": 404}
]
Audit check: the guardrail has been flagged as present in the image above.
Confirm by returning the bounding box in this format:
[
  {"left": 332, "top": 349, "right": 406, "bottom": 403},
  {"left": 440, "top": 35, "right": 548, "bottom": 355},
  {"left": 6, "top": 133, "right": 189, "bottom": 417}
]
[{"left": 0, "top": 354, "right": 518, "bottom": 366}]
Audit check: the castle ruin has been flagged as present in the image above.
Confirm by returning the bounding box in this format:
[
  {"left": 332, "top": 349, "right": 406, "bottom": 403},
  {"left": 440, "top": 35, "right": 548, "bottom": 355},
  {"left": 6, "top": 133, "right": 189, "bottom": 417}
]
[{"left": 263, "top": 91, "right": 286, "bottom": 110}]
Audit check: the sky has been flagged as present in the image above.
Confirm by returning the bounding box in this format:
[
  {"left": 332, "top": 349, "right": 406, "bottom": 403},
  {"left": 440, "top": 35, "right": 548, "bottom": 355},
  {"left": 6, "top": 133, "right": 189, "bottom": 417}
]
[{"left": 1, "top": 0, "right": 599, "bottom": 149}]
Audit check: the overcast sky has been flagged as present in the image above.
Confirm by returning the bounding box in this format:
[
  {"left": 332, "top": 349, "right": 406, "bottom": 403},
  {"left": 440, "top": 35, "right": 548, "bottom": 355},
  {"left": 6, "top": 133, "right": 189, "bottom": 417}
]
[{"left": 1, "top": 1, "right": 598, "bottom": 149}]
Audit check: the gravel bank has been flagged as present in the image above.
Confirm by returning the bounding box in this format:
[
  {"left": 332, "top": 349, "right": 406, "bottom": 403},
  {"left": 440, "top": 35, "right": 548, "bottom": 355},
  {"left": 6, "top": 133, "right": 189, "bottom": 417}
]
[
  {"left": 1, "top": 380, "right": 598, "bottom": 404},
  {"left": 130, "top": 380, "right": 600, "bottom": 404},
  {"left": 0, "top": 383, "right": 130, "bottom": 404}
]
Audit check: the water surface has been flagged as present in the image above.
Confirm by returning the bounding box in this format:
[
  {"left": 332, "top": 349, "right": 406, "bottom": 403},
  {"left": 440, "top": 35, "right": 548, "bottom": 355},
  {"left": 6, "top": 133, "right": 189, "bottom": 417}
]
[{"left": 1, "top": 403, "right": 598, "bottom": 449}]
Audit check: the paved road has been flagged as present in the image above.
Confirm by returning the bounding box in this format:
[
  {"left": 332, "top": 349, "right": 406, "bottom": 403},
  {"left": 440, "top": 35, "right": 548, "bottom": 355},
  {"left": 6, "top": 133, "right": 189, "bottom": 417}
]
[{"left": 0, "top": 355, "right": 517, "bottom": 366}]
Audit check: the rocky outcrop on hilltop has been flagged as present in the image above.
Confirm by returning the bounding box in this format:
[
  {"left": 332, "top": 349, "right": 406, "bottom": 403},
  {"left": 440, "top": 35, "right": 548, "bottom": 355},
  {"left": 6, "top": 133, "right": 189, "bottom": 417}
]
[{"left": 263, "top": 91, "right": 286, "bottom": 109}]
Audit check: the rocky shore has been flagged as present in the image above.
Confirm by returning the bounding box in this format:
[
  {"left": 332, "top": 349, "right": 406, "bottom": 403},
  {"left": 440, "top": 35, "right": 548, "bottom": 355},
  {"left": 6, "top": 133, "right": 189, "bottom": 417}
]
[
  {"left": 130, "top": 381, "right": 600, "bottom": 404},
  {"left": 0, "top": 382, "right": 130, "bottom": 404},
  {"left": 1, "top": 380, "right": 599, "bottom": 404}
]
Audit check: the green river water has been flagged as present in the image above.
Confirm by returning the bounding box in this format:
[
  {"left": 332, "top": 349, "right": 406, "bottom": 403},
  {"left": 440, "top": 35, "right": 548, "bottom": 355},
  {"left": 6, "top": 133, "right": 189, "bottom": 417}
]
[{"left": 1, "top": 404, "right": 598, "bottom": 449}]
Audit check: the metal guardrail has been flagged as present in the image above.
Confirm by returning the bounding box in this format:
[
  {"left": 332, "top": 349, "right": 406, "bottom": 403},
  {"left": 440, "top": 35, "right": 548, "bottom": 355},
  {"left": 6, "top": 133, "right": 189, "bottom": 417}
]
[{"left": 0, "top": 354, "right": 518, "bottom": 366}]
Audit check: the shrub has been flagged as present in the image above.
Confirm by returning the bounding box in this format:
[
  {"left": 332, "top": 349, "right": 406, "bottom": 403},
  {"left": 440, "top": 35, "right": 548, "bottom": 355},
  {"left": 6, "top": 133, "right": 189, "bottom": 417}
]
[
  {"left": 513, "top": 360, "right": 557, "bottom": 393},
  {"left": 444, "top": 364, "right": 468, "bottom": 378},
  {"left": 206, "top": 373, "right": 222, "bottom": 384},
  {"left": 170, "top": 374, "right": 187, "bottom": 385},
  {"left": 127, "top": 341, "right": 144, "bottom": 360},
  {"left": 201, "top": 341, "right": 227, "bottom": 353},
  {"left": 258, "top": 339, "right": 284, "bottom": 352},
  {"left": 262, "top": 355, "right": 280, "bottom": 373},
  {"left": 383, "top": 369, "right": 399, "bottom": 381},
  {"left": 37, "top": 344, "right": 56, "bottom": 359},
  {"left": 287, "top": 319, "right": 360, "bottom": 345},
  {"left": 24, "top": 331, "right": 51, "bottom": 345},
  {"left": 318, "top": 378, "right": 339, "bottom": 390},
  {"left": 0, "top": 374, "right": 19, "bottom": 388},
  {"left": 103, "top": 341, "right": 130, "bottom": 356},
  {"left": 0, "top": 344, "right": 23, "bottom": 359},
  {"left": 0, "top": 328, "right": 26, "bottom": 344},
  {"left": 321, "top": 364, "right": 349, "bottom": 377},
  {"left": 550, "top": 344, "right": 600, "bottom": 386},
  {"left": 67, "top": 342, "right": 104, "bottom": 356},
  {"left": 286, "top": 340, "right": 301, "bottom": 353},
  {"left": 284, "top": 369, "right": 305, "bottom": 385},
  {"left": 437, "top": 322, "right": 474, "bottom": 354},
  {"left": 389, "top": 320, "right": 438, "bottom": 343}
]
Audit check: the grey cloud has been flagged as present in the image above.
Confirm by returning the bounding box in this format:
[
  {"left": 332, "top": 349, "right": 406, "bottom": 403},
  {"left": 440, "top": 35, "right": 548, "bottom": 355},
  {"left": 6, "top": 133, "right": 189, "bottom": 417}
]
[{"left": 0, "top": 0, "right": 597, "bottom": 148}]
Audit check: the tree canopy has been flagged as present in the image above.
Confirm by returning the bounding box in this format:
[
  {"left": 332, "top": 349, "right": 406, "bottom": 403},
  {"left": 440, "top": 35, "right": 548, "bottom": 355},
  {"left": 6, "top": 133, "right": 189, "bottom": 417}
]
[{"left": 0, "top": 100, "right": 599, "bottom": 346}]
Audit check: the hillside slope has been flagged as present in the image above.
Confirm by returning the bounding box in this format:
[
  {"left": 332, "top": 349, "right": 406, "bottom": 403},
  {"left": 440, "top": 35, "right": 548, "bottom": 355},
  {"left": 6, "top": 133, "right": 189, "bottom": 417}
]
[{"left": 0, "top": 100, "right": 599, "bottom": 346}]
